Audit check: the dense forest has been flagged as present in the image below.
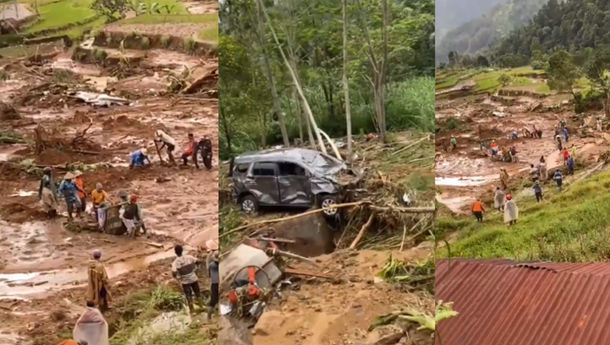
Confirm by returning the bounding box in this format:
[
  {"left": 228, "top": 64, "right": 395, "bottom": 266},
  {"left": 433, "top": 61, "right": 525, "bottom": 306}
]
[
  {"left": 218, "top": 0, "right": 434, "bottom": 159},
  {"left": 494, "top": 0, "right": 610, "bottom": 59},
  {"left": 436, "top": 0, "right": 547, "bottom": 64}
]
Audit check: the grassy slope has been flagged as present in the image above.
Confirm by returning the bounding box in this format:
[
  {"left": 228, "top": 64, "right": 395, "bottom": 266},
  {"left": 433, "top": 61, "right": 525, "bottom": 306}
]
[
  {"left": 436, "top": 66, "right": 550, "bottom": 94},
  {"left": 117, "top": 13, "right": 218, "bottom": 43},
  {"left": 437, "top": 170, "right": 610, "bottom": 262},
  {"left": 24, "top": 0, "right": 97, "bottom": 33}
]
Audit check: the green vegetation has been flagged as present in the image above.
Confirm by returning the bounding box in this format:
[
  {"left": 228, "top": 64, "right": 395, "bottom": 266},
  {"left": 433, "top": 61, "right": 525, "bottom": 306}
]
[
  {"left": 118, "top": 13, "right": 215, "bottom": 24},
  {"left": 436, "top": 66, "right": 552, "bottom": 94},
  {"left": 219, "top": 0, "right": 434, "bottom": 159},
  {"left": 198, "top": 27, "right": 218, "bottom": 43},
  {"left": 24, "top": 0, "right": 97, "bottom": 34},
  {"left": 109, "top": 286, "right": 211, "bottom": 345},
  {"left": 438, "top": 171, "right": 610, "bottom": 262}
]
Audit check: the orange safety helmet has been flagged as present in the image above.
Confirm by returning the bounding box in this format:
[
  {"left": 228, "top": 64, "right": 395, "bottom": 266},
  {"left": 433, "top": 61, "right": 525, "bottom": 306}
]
[{"left": 506, "top": 194, "right": 512, "bottom": 200}]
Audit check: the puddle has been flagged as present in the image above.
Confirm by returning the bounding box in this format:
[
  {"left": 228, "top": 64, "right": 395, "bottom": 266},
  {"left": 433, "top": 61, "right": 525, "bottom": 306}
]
[
  {"left": 435, "top": 175, "right": 497, "bottom": 187},
  {"left": 0, "top": 144, "right": 27, "bottom": 162},
  {"left": 9, "top": 190, "right": 36, "bottom": 197},
  {"left": 0, "top": 248, "right": 176, "bottom": 298}
]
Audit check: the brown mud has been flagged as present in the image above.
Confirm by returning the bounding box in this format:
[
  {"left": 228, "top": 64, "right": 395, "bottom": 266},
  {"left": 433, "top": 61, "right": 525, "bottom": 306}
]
[
  {"left": 0, "top": 14, "right": 218, "bottom": 344},
  {"left": 435, "top": 90, "right": 608, "bottom": 213}
]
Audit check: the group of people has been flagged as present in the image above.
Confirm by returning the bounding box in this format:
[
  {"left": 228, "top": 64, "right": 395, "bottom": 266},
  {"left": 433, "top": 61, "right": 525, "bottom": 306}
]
[
  {"left": 489, "top": 139, "right": 518, "bottom": 163},
  {"left": 38, "top": 168, "right": 146, "bottom": 236},
  {"left": 471, "top": 188, "right": 518, "bottom": 226},
  {"left": 59, "top": 241, "right": 219, "bottom": 345},
  {"left": 130, "top": 131, "right": 213, "bottom": 170}
]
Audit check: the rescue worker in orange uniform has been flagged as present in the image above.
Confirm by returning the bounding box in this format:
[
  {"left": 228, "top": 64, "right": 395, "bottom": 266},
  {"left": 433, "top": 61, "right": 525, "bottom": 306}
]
[{"left": 472, "top": 199, "right": 485, "bottom": 223}]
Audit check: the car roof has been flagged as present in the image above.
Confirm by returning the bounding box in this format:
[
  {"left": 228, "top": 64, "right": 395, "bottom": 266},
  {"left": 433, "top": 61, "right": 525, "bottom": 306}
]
[{"left": 234, "top": 148, "right": 336, "bottom": 164}]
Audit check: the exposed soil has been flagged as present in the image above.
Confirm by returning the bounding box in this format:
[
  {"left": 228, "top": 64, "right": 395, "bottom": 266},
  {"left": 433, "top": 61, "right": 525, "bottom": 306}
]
[
  {"left": 0, "top": 15, "right": 218, "bottom": 345},
  {"left": 435, "top": 89, "right": 609, "bottom": 213},
  {"left": 219, "top": 250, "right": 434, "bottom": 345}
]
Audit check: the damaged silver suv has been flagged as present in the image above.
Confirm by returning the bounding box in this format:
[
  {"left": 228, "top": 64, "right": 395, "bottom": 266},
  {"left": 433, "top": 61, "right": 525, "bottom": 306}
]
[{"left": 230, "top": 148, "right": 347, "bottom": 216}]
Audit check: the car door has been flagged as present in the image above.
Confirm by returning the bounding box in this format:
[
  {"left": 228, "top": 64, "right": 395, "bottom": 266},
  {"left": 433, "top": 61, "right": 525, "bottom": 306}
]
[
  {"left": 245, "top": 162, "right": 280, "bottom": 205},
  {"left": 277, "top": 162, "right": 312, "bottom": 205}
]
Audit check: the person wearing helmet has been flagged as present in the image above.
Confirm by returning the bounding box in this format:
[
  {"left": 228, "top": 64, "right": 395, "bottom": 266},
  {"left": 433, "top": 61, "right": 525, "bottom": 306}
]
[
  {"left": 120, "top": 194, "right": 145, "bottom": 237},
  {"left": 59, "top": 172, "right": 85, "bottom": 220},
  {"left": 181, "top": 133, "right": 198, "bottom": 168},
  {"left": 504, "top": 194, "right": 518, "bottom": 226},
  {"left": 154, "top": 129, "right": 177, "bottom": 165},
  {"left": 86, "top": 250, "right": 111, "bottom": 312},
  {"left": 129, "top": 148, "right": 151, "bottom": 169},
  {"left": 38, "top": 167, "right": 59, "bottom": 218}
]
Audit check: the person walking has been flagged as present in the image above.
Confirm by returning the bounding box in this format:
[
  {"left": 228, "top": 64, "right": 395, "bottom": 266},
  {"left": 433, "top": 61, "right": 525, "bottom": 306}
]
[
  {"left": 567, "top": 155, "right": 575, "bottom": 175},
  {"left": 206, "top": 240, "right": 219, "bottom": 320},
  {"left": 471, "top": 199, "right": 485, "bottom": 223},
  {"left": 38, "top": 167, "right": 58, "bottom": 218},
  {"left": 87, "top": 250, "right": 111, "bottom": 312},
  {"left": 74, "top": 171, "right": 86, "bottom": 214},
  {"left": 494, "top": 187, "right": 505, "bottom": 212},
  {"left": 171, "top": 245, "right": 204, "bottom": 313},
  {"left": 533, "top": 182, "right": 543, "bottom": 202},
  {"left": 504, "top": 194, "right": 518, "bottom": 226},
  {"left": 553, "top": 170, "right": 564, "bottom": 192},
  {"left": 538, "top": 156, "right": 547, "bottom": 182},
  {"left": 563, "top": 127, "right": 569, "bottom": 142},
  {"left": 58, "top": 172, "right": 84, "bottom": 220}
]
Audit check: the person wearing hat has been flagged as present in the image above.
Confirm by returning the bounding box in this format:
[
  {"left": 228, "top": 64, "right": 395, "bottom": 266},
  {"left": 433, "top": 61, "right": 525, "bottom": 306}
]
[
  {"left": 87, "top": 250, "right": 111, "bottom": 313},
  {"left": 504, "top": 193, "right": 518, "bottom": 226},
  {"left": 154, "top": 129, "right": 177, "bottom": 165},
  {"left": 38, "top": 167, "right": 59, "bottom": 218},
  {"left": 181, "top": 133, "right": 198, "bottom": 168},
  {"left": 59, "top": 172, "right": 85, "bottom": 220},
  {"left": 129, "top": 148, "right": 151, "bottom": 169},
  {"left": 74, "top": 171, "right": 87, "bottom": 214},
  {"left": 120, "top": 194, "right": 146, "bottom": 237}
]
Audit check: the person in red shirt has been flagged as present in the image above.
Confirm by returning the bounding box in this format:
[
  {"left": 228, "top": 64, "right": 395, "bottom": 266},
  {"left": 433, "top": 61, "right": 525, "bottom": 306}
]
[
  {"left": 472, "top": 199, "right": 485, "bottom": 223},
  {"left": 563, "top": 148, "right": 570, "bottom": 162},
  {"left": 181, "top": 133, "right": 198, "bottom": 167},
  {"left": 74, "top": 171, "right": 86, "bottom": 214}
]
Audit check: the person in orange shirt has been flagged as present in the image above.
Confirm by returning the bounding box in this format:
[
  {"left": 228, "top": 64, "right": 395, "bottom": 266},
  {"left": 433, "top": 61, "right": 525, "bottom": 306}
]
[
  {"left": 472, "top": 199, "right": 485, "bottom": 223},
  {"left": 56, "top": 341, "right": 87, "bottom": 345},
  {"left": 181, "top": 133, "right": 198, "bottom": 167},
  {"left": 74, "top": 171, "right": 87, "bottom": 214}
]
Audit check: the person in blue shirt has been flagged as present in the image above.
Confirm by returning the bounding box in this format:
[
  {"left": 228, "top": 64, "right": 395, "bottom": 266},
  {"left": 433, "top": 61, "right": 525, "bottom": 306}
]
[
  {"left": 566, "top": 155, "right": 575, "bottom": 175},
  {"left": 129, "top": 148, "right": 151, "bottom": 169},
  {"left": 553, "top": 170, "right": 563, "bottom": 192},
  {"left": 58, "top": 172, "right": 84, "bottom": 220},
  {"left": 563, "top": 127, "right": 569, "bottom": 142}
]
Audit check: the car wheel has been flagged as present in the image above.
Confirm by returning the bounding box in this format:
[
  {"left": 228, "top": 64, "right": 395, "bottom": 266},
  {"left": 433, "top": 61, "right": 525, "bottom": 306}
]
[
  {"left": 319, "top": 195, "right": 338, "bottom": 216},
  {"left": 240, "top": 195, "right": 258, "bottom": 214}
]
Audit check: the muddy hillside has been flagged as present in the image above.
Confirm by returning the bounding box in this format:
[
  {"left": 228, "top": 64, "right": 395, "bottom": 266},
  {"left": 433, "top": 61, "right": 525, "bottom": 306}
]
[
  {"left": 0, "top": 15, "right": 217, "bottom": 345},
  {"left": 435, "top": 76, "right": 609, "bottom": 214}
]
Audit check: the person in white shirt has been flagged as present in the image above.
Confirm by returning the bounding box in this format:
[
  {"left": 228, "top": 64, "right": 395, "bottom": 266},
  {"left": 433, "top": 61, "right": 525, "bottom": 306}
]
[
  {"left": 154, "top": 129, "right": 177, "bottom": 165},
  {"left": 171, "top": 245, "right": 203, "bottom": 313}
]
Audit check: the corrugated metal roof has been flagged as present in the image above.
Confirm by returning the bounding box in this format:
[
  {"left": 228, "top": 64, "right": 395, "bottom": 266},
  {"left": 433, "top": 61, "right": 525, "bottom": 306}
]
[{"left": 435, "top": 259, "right": 610, "bottom": 345}]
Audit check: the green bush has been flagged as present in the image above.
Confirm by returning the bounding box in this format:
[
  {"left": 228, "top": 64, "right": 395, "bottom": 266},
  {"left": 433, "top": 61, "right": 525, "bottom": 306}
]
[
  {"left": 93, "top": 48, "right": 108, "bottom": 61},
  {"left": 184, "top": 37, "right": 197, "bottom": 52},
  {"left": 574, "top": 89, "right": 604, "bottom": 113},
  {"left": 141, "top": 36, "right": 151, "bottom": 49}
]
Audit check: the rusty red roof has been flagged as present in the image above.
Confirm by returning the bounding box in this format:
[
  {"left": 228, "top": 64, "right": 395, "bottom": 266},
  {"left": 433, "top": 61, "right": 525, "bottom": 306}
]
[{"left": 435, "top": 259, "right": 610, "bottom": 345}]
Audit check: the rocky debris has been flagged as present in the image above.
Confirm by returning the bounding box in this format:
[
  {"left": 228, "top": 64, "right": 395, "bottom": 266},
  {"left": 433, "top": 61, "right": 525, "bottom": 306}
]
[
  {"left": 366, "top": 324, "right": 405, "bottom": 345},
  {"left": 0, "top": 102, "right": 19, "bottom": 120}
]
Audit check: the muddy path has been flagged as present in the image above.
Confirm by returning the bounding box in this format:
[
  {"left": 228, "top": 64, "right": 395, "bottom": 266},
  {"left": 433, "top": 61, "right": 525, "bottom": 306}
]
[
  {"left": 435, "top": 93, "right": 607, "bottom": 213},
  {"left": 0, "top": 26, "right": 218, "bottom": 344}
]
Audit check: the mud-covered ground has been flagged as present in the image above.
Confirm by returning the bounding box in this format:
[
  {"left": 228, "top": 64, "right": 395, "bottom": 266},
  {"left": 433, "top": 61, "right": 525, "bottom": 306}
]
[
  {"left": 0, "top": 19, "right": 217, "bottom": 345},
  {"left": 435, "top": 81, "right": 608, "bottom": 214},
  {"left": 219, "top": 250, "right": 434, "bottom": 345}
]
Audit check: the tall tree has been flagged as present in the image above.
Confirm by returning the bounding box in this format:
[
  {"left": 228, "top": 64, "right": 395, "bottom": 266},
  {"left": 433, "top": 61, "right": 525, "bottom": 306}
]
[
  {"left": 585, "top": 46, "right": 610, "bottom": 117},
  {"left": 547, "top": 49, "right": 580, "bottom": 98},
  {"left": 342, "top": 0, "right": 353, "bottom": 159},
  {"left": 255, "top": 0, "right": 290, "bottom": 147}
]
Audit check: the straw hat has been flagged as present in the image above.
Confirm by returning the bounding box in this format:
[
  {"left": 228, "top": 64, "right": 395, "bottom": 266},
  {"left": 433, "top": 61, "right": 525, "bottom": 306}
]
[
  {"left": 73, "top": 170, "right": 83, "bottom": 177},
  {"left": 205, "top": 239, "right": 218, "bottom": 251},
  {"left": 140, "top": 148, "right": 148, "bottom": 156},
  {"left": 64, "top": 172, "right": 76, "bottom": 179}
]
